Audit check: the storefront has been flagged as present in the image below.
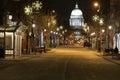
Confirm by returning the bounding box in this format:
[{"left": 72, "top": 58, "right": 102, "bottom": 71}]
[
  {"left": 113, "top": 33, "right": 120, "bottom": 52},
  {"left": 0, "top": 25, "right": 27, "bottom": 58}
]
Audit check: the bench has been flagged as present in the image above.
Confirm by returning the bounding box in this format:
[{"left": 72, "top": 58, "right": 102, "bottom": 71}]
[
  {"left": 111, "top": 48, "right": 120, "bottom": 59},
  {"left": 35, "top": 47, "right": 46, "bottom": 53},
  {"left": 104, "top": 48, "right": 112, "bottom": 56}
]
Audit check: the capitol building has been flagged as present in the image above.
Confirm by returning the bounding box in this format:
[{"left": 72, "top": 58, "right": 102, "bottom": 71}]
[{"left": 69, "top": 3, "right": 84, "bottom": 41}]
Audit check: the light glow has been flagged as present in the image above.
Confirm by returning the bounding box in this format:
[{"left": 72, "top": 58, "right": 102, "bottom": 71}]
[
  {"left": 9, "top": 15, "right": 13, "bottom": 20},
  {"left": 24, "top": 5, "right": 32, "bottom": 15},
  {"left": 108, "top": 26, "right": 112, "bottom": 30},
  {"left": 32, "top": 23, "right": 36, "bottom": 28},
  {"left": 99, "top": 18, "right": 104, "bottom": 25},
  {"left": 102, "top": 29, "right": 105, "bottom": 33},
  {"left": 32, "top": 1, "right": 42, "bottom": 10},
  {"left": 71, "top": 3, "right": 82, "bottom": 16}
]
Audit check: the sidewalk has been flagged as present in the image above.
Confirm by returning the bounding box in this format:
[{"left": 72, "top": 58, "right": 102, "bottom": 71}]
[
  {"left": 87, "top": 47, "right": 120, "bottom": 65},
  {"left": 0, "top": 48, "right": 52, "bottom": 61},
  {"left": 96, "top": 51, "right": 120, "bottom": 65},
  {"left": 0, "top": 54, "right": 38, "bottom": 61}
]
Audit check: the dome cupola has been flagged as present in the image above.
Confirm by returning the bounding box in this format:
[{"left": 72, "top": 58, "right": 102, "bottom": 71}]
[{"left": 71, "top": 3, "right": 83, "bottom": 16}]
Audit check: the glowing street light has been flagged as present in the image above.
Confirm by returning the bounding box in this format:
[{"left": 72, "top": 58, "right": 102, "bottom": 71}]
[
  {"left": 102, "top": 29, "right": 105, "bottom": 33},
  {"left": 94, "top": 2, "right": 99, "bottom": 7},
  {"left": 108, "top": 25, "right": 112, "bottom": 30},
  {"left": 60, "top": 26, "right": 63, "bottom": 29},
  {"left": 44, "top": 29, "right": 47, "bottom": 32},
  {"left": 56, "top": 28, "right": 60, "bottom": 31},
  {"left": 65, "top": 29, "right": 67, "bottom": 32},
  {"left": 52, "top": 10, "right": 55, "bottom": 13},
  {"left": 50, "top": 30, "right": 53, "bottom": 33},
  {"left": 32, "top": 23, "right": 36, "bottom": 28},
  {"left": 8, "top": 15, "right": 13, "bottom": 20},
  {"left": 107, "top": 25, "right": 113, "bottom": 50},
  {"left": 93, "top": 2, "right": 100, "bottom": 12}
]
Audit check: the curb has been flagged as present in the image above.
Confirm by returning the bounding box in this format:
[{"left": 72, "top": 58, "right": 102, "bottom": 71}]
[{"left": 96, "top": 52, "right": 120, "bottom": 65}]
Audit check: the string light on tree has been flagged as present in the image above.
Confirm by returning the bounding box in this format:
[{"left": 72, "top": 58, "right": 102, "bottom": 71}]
[{"left": 99, "top": 18, "right": 104, "bottom": 26}]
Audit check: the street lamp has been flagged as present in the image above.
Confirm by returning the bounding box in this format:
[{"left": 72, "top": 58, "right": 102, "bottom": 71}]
[
  {"left": 7, "top": 14, "right": 13, "bottom": 26},
  {"left": 32, "top": 23, "right": 36, "bottom": 28},
  {"left": 107, "top": 26, "right": 112, "bottom": 50},
  {"left": 93, "top": 1, "right": 106, "bottom": 53},
  {"left": 94, "top": 2, "right": 99, "bottom": 7},
  {"left": 60, "top": 26, "right": 63, "bottom": 30},
  {"left": 93, "top": 2, "right": 100, "bottom": 12},
  {"left": 56, "top": 28, "right": 60, "bottom": 32},
  {"left": 108, "top": 25, "right": 112, "bottom": 30},
  {"left": 65, "top": 29, "right": 67, "bottom": 32},
  {"left": 8, "top": 15, "right": 13, "bottom": 20},
  {"left": 24, "top": 0, "right": 43, "bottom": 53},
  {"left": 101, "top": 29, "right": 105, "bottom": 33},
  {"left": 47, "top": 10, "right": 56, "bottom": 48},
  {"left": 44, "top": 29, "right": 47, "bottom": 32}
]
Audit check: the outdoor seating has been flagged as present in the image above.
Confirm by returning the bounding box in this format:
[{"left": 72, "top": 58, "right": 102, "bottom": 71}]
[
  {"left": 35, "top": 46, "right": 46, "bottom": 53},
  {"left": 111, "top": 48, "right": 120, "bottom": 59}
]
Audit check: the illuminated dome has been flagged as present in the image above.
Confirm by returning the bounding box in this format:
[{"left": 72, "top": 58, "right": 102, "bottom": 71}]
[
  {"left": 69, "top": 3, "right": 84, "bottom": 41},
  {"left": 71, "top": 3, "right": 83, "bottom": 16},
  {"left": 69, "top": 3, "right": 84, "bottom": 29}
]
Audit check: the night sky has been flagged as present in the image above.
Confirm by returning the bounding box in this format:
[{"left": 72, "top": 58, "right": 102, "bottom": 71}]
[
  {"left": 0, "top": 0, "right": 109, "bottom": 26},
  {"left": 41, "top": 0, "right": 95, "bottom": 26}
]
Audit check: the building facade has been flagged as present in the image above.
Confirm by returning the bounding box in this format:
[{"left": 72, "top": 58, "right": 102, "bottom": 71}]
[
  {"left": 69, "top": 3, "right": 84, "bottom": 42},
  {"left": 0, "top": 0, "right": 29, "bottom": 58},
  {"left": 109, "top": 0, "right": 120, "bottom": 50}
]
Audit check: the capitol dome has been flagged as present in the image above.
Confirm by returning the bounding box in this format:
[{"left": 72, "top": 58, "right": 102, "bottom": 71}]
[
  {"left": 69, "top": 3, "right": 84, "bottom": 29},
  {"left": 71, "top": 3, "right": 83, "bottom": 16},
  {"left": 69, "top": 3, "right": 84, "bottom": 41}
]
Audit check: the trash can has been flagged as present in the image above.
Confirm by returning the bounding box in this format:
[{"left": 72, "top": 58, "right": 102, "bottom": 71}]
[{"left": 0, "top": 48, "right": 5, "bottom": 58}]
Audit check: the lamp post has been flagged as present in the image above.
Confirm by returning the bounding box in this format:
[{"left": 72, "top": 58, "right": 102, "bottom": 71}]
[
  {"left": 7, "top": 14, "right": 13, "bottom": 26},
  {"left": 59, "top": 26, "right": 64, "bottom": 45},
  {"left": 93, "top": 1, "right": 104, "bottom": 52},
  {"left": 49, "top": 30, "right": 53, "bottom": 48},
  {"left": 60, "top": 26, "right": 63, "bottom": 30},
  {"left": 93, "top": 2, "right": 100, "bottom": 12},
  {"left": 47, "top": 10, "right": 56, "bottom": 48},
  {"left": 107, "top": 26, "right": 112, "bottom": 49},
  {"left": 92, "top": 15, "right": 100, "bottom": 51},
  {"left": 24, "top": 0, "right": 43, "bottom": 53}
]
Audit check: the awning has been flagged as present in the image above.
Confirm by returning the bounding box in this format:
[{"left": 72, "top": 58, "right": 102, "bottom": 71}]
[{"left": 0, "top": 25, "right": 19, "bottom": 32}]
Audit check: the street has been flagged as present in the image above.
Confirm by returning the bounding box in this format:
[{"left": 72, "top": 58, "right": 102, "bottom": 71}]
[{"left": 0, "top": 47, "right": 120, "bottom": 80}]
